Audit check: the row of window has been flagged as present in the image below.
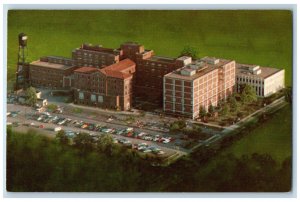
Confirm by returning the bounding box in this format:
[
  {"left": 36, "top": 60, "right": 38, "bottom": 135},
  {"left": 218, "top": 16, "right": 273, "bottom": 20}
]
[
  {"left": 79, "top": 92, "right": 104, "bottom": 103},
  {"left": 237, "top": 77, "right": 264, "bottom": 85}
]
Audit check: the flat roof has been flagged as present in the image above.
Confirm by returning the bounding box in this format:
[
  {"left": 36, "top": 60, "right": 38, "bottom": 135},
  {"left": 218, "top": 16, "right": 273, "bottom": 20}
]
[
  {"left": 30, "top": 60, "right": 74, "bottom": 70},
  {"left": 147, "top": 56, "right": 176, "bottom": 63},
  {"left": 74, "top": 66, "right": 99, "bottom": 73},
  {"left": 236, "top": 63, "right": 283, "bottom": 79},
  {"left": 165, "top": 58, "right": 232, "bottom": 81}
]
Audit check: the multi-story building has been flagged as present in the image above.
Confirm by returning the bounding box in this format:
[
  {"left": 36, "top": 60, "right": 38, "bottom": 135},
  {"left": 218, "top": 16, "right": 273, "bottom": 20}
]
[
  {"left": 163, "top": 57, "right": 236, "bottom": 119},
  {"left": 29, "top": 58, "right": 76, "bottom": 89},
  {"left": 72, "top": 44, "right": 123, "bottom": 68},
  {"left": 27, "top": 41, "right": 285, "bottom": 113},
  {"left": 119, "top": 42, "right": 192, "bottom": 105},
  {"left": 236, "top": 63, "right": 285, "bottom": 97},
  {"left": 73, "top": 59, "right": 136, "bottom": 110}
]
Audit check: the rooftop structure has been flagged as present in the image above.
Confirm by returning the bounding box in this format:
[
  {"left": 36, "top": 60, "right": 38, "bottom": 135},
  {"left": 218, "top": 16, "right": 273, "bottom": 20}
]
[
  {"left": 236, "top": 63, "right": 282, "bottom": 79},
  {"left": 30, "top": 60, "right": 75, "bottom": 70},
  {"left": 165, "top": 57, "right": 232, "bottom": 81}
]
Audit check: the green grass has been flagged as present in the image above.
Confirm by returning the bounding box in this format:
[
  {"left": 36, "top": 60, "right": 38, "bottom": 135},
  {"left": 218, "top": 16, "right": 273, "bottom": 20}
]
[
  {"left": 7, "top": 10, "right": 292, "bottom": 85},
  {"left": 223, "top": 104, "right": 292, "bottom": 162},
  {"left": 72, "top": 107, "right": 82, "bottom": 114}
]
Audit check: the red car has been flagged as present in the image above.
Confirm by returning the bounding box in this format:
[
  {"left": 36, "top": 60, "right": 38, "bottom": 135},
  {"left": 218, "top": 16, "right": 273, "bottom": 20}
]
[{"left": 39, "top": 125, "right": 44, "bottom": 128}]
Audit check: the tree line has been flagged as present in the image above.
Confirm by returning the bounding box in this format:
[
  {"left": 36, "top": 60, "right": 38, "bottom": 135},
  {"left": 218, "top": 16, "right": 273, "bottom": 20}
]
[{"left": 6, "top": 127, "right": 291, "bottom": 192}]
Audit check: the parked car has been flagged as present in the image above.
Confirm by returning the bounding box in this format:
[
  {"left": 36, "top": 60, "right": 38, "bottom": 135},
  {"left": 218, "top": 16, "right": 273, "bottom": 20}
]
[
  {"left": 54, "top": 127, "right": 62, "bottom": 132},
  {"left": 81, "top": 124, "right": 88, "bottom": 129},
  {"left": 143, "top": 149, "right": 152, "bottom": 153}
]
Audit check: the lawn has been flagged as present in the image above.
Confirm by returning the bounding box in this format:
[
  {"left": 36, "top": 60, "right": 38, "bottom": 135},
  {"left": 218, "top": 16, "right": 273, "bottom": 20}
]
[
  {"left": 7, "top": 10, "right": 292, "bottom": 86},
  {"left": 222, "top": 104, "right": 292, "bottom": 163}
]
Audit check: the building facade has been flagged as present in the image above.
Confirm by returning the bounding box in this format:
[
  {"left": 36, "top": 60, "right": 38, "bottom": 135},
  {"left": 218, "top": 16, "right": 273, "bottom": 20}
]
[
  {"left": 236, "top": 63, "right": 285, "bottom": 97},
  {"left": 29, "top": 59, "right": 76, "bottom": 89},
  {"left": 73, "top": 59, "right": 135, "bottom": 110},
  {"left": 72, "top": 44, "right": 122, "bottom": 68},
  {"left": 163, "top": 57, "right": 236, "bottom": 119},
  {"left": 27, "top": 41, "right": 285, "bottom": 112}
]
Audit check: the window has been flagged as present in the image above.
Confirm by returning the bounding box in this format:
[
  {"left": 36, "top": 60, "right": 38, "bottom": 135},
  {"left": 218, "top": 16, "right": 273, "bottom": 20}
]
[
  {"left": 79, "top": 92, "right": 84, "bottom": 100},
  {"left": 98, "top": 95, "right": 103, "bottom": 103},
  {"left": 91, "top": 94, "right": 96, "bottom": 102}
]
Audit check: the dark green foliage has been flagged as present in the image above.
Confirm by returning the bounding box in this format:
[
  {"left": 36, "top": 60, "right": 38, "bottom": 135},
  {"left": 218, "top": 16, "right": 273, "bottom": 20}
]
[
  {"left": 221, "top": 103, "right": 230, "bottom": 116},
  {"left": 208, "top": 104, "right": 215, "bottom": 114},
  {"left": 25, "top": 86, "right": 37, "bottom": 106},
  {"left": 7, "top": 129, "right": 291, "bottom": 192},
  {"left": 73, "top": 132, "right": 94, "bottom": 154},
  {"left": 240, "top": 84, "right": 258, "bottom": 104},
  {"left": 180, "top": 46, "right": 199, "bottom": 59},
  {"left": 228, "top": 95, "right": 239, "bottom": 112},
  {"left": 169, "top": 120, "right": 186, "bottom": 132},
  {"left": 183, "top": 125, "right": 209, "bottom": 140},
  {"left": 199, "top": 106, "right": 207, "bottom": 118},
  {"left": 284, "top": 86, "right": 292, "bottom": 103},
  {"left": 55, "top": 130, "right": 69, "bottom": 145},
  {"left": 47, "top": 104, "right": 58, "bottom": 112},
  {"left": 96, "top": 134, "right": 114, "bottom": 156}
]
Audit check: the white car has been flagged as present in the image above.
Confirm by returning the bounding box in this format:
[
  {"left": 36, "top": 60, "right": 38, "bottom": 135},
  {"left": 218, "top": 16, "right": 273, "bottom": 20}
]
[
  {"left": 42, "top": 112, "right": 50, "bottom": 116},
  {"left": 54, "top": 127, "right": 62, "bottom": 132},
  {"left": 162, "top": 139, "right": 170, "bottom": 144},
  {"left": 126, "top": 127, "right": 134, "bottom": 132},
  {"left": 138, "top": 146, "right": 147, "bottom": 151},
  {"left": 143, "top": 149, "right": 152, "bottom": 153},
  {"left": 138, "top": 142, "right": 147, "bottom": 147}
]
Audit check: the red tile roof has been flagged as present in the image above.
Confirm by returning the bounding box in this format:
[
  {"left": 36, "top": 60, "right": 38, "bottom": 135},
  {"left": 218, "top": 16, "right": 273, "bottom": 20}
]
[
  {"left": 103, "top": 59, "right": 136, "bottom": 73},
  {"left": 74, "top": 66, "right": 98, "bottom": 73},
  {"left": 75, "top": 59, "right": 135, "bottom": 79},
  {"left": 100, "top": 69, "right": 132, "bottom": 79}
]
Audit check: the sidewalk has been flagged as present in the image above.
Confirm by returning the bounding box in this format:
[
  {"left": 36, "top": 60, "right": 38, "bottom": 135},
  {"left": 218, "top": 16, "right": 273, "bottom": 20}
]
[{"left": 66, "top": 103, "right": 141, "bottom": 116}]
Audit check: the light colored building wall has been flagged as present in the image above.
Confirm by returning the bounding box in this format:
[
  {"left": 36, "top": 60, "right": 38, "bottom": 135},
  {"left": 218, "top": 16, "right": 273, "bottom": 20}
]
[
  {"left": 236, "top": 69, "right": 285, "bottom": 97},
  {"left": 264, "top": 69, "right": 285, "bottom": 97}
]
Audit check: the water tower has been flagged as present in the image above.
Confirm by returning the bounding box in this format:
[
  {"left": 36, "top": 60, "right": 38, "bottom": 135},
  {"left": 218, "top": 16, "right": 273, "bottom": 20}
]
[{"left": 15, "top": 33, "right": 29, "bottom": 90}]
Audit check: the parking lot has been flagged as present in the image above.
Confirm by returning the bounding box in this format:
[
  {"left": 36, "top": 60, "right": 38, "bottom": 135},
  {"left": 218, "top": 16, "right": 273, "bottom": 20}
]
[{"left": 7, "top": 104, "right": 192, "bottom": 158}]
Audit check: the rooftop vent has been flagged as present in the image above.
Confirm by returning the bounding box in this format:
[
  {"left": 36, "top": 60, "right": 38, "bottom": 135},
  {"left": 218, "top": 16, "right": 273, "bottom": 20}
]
[
  {"left": 201, "top": 57, "right": 220, "bottom": 65},
  {"left": 180, "top": 68, "right": 196, "bottom": 76}
]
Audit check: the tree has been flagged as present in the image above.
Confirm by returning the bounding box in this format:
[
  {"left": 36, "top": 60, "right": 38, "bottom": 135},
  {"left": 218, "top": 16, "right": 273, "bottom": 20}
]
[
  {"left": 25, "top": 86, "right": 37, "bottom": 106},
  {"left": 199, "top": 106, "right": 207, "bottom": 118},
  {"left": 221, "top": 103, "right": 230, "bottom": 116},
  {"left": 208, "top": 104, "right": 215, "bottom": 114},
  {"left": 240, "top": 84, "right": 257, "bottom": 104},
  {"left": 170, "top": 120, "right": 186, "bottom": 132},
  {"left": 228, "top": 95, "right": 238, "bottom": 112},
  {"left": 284, "top": 86, "right": 292, "bottom": 103},
  {"left": 97, "top": 134, "right": 114, "bottom": 156},
  {"left": 55, "top": 130, "right": 69, "bottom": 145},
  {"left": 47, "top": 104, "right": 58, "bottom": 112},
  {"left": 73, "top": 132, "right": 94, "bottom": 154},
  {"left": 180, "top": 46, "right": 199, "bottom": 60}
]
